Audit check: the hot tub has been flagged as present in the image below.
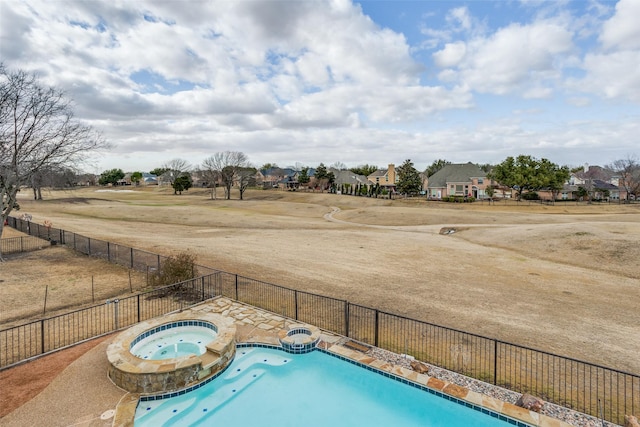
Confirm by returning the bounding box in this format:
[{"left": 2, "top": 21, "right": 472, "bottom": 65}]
[
  {"left": 278, "top": 323, "right": 320, "bottom": 353},
  {"left": 107, "top": 311, "right": 236, "bottom": 394},
  {"left": 130, "top": 320, "right": 217, "bottom": 360}
]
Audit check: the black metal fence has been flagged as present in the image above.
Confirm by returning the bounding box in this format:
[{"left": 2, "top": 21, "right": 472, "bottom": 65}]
[
  {"left": 2, "top": 217, "right": 638, "bottom": 424},
  {"left": 0, "top": 235, "right": 50, "bottom": 254},
  {"left": 220, "top": 274, "right": 639, "bottom": 425},
  {"left": 0, "top": 273, "right": 222, "bottom": 368},
  {"left": 5, "top": 217, "right": 219, "bottom": 276}
]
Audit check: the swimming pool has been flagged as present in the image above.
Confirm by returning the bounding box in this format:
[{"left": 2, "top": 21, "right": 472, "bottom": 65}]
[{"left": 135, "top": 346, "right": 531, "bottom": 427}]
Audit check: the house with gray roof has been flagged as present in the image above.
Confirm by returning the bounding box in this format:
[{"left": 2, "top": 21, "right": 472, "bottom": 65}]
[
  {"left": 555, "top": 179, "right": 621, "bottom": 201},
  {"left": 427, "top": 162, "right": 490, "bottom": 199},
  {"left": 330, "top": 168, "right": 369, "bottom": 186},
  {"left": 142, "top": 172, "right": 158, "bottom": 185}
]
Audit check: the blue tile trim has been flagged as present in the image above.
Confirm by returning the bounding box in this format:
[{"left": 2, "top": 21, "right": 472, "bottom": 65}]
[
  {"left": 139, "top": 355, "right": 232, "bottom": 402},
  {"left": 279, "top": 327, "right": 318, "bottom": 354},
  {"left": 286, "top": 327, "right": 312, "bottom": 337},
  {"left": 316, "top": 348, "right": 533, "bottom": 427},
  {"left": 129, "top": 320, "right": 218, "bottom": 350}
]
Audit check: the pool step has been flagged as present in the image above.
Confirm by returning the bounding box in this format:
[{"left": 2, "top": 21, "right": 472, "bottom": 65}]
[
  {"left": 223, "top": 348, "right": 290, "bottom": 381},
  {"left": 139, "top": 367, "right": 266, "bottom": 427},
  {"left": 136, "top": 349, "right": 290, "bottom": 426}
]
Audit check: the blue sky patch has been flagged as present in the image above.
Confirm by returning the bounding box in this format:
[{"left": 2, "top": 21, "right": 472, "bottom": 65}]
[{"left": 130, "top": 69, "right": 197, "bottom": 94}]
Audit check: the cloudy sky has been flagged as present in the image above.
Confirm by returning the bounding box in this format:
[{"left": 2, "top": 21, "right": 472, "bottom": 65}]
[{"left": 2, "top": 0, "right": 639, "bottom": 173}]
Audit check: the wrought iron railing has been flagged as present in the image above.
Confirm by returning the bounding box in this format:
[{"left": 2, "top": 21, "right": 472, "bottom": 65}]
[{"left": 2, "top": 216, "right": 638, "bottom": 424}]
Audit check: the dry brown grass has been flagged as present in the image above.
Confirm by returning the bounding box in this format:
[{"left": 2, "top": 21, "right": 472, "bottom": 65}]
[
  {"left": 0, "top": 243, "right": 147, "bottom": 328},
  {"left": 3, "top": 186, "right": 640, "bottom": 375}
]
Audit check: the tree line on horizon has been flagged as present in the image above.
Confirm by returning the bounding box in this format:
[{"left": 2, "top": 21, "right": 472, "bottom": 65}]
[
  {"left": 2, "top": 64, "right": 640, "bottom": 261},
  {"left": 95, "top": 153, "right": 640, "bottom": 202}
]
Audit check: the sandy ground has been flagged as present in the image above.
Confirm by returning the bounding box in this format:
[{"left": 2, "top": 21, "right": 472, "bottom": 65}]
[
  {"left": 4, "top": 187, "right": 640, "bottom": 375},
  {"left": 0, "top": 335, "right": 124, "bottom": 426}
]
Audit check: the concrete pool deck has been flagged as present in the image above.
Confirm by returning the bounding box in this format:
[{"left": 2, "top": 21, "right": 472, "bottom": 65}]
[{"left": 1, "top": 297, "right": 577, "bottom": 427}]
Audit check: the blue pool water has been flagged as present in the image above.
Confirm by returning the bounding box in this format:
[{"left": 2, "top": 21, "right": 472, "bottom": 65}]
[
  {"left": 130, "top": 326, "right": 216, "bottom": 360},
  {"left": 135, "top": 347, "right": 530, "bottom": 427}
]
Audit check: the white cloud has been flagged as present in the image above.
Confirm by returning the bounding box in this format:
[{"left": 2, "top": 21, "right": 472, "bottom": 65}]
[
  {"left": 459, "top": 22, "right": 573, "bottom": 95},
  {"left": 447, "top": 7, "right": 472, "bottom": 31},
  {"left": 523, "top": 86, "right": 553, "bottom": 99},
  {"left": 571, "top": 0, "right": 640, "bottom": 103},
  {"left": 566, "top": 97, "right": 591, "bottom": 107},
  {"left": 576, "top": 51, "right": 640, "bottom": 102},
  {"left": 599, "top": 0, "right": 640, "bottom": 51},
  {"left": 2, "top": 0, "right": 638, "bottom": 174},
  {"left": 433, "top": 42, "right": 466, "bottom": 68}
]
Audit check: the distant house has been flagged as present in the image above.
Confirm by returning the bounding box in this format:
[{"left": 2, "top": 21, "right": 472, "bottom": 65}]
[
  {"left": 427, "top": 163, "right": 490, "bottom": 199},
  {"left": 570, "top": 165, "right": 611, "bottom": 185},
  {"left": 117, "top": 173, "right": 131, "bottom": 186},
  {"left": 330, "top": 168, "right": 369, "bottom": 193},
  {"left": 555, "top": 180, "right": 621, "bottom": 201},
  {"left": 75, "top": 173, "right": 97, "bottom": 186},
  {"left": 259, "top": 167, "right": 296, "bottom": 189},
  {"left": 418, "top": 172, "right": 429, "bottom": 194},
  {"left": 142, "top": 173, "right": 158, "bottom": 185},
  {"left": 367, "top": 164, "right": 398, "bottom": 192},
  {"left": 281, "top": 171, "right": 299, "bottom": 190},
  {"left": 190, "top": 170, "right": 207, "bottom": 187},
  {"left": 564, "top": 165, "right": 624, "bottom": 201},
  {"left": 258, "top": 167, "right": 319, "bottom": 190},
  {"left": 157, "top": 171, "right": 175, "bottom": 186}
]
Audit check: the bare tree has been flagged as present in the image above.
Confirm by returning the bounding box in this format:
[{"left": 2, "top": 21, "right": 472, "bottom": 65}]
[
  {"left": 162, "top": 158, "right": 191, "bottom": 194},
  {"left": 330, "top": 161, "right": 347, "bottom": 171},
  {"left": 237, "top": 166, "right": 257, "bottom": 200},
  {"left": 201, "top": 151, "right": 249, "bottom": 200},
  {"left": 608, "top": 156, "right": 640, "bottom": 202},
  {"left": 30, "top": 164, "right": 80, "bottom": 199},
  {"left": 164, "top": 158, "right": 191, "bottom": 174},
  {"left": 1, "top": 64, "right": 106, "bottom": 260},
  {"left": 201, "top": 156, "right": 223, "bottom": 200}
]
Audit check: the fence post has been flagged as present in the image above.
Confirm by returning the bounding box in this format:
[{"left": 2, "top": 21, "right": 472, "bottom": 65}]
[
  {"left": 114, "top": 299, "right": 119, "bottom": 330},
  {"left": 374, "top": 309, "right": 379, "bottom": 347},
  {"left": 201, "top": 277, "right": 205, "bottom": 301},
  {"left": 130, "top": 248, "right": 134, "bottom": 269},
  {"left": 157, "top": 254, "right": 160, "bottom": 271},
  {"left": 40, "top": 319, "right": 45, "bottom": 355},
  {"left": 107, "top": 242, "right": 110, "bottom": 262},
  {"left": 493, "top": 340, "right": 498, "bottom": 385},
  {"left": 137, "top": 294, "right": 141, "bottom": 323},
  {"left": 59, "top": 229, "right": 63, "bottom": 244},
  {"left": 294, "top": 291, "right": 298, "bottom": 320},
  {"left": 235, "top": 275, "right": 239, "bottom": 300},
  {"left": 344, "top": 302, "right": 350, "bottom": 337}
]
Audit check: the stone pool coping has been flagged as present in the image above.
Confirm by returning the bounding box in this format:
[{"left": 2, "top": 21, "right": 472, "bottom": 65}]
[
  {"left": 321, "top": 341, "right": 567, "bottom": 427},
  {"left": 111, "top": 298, "right": 575, "bottom": 427}
]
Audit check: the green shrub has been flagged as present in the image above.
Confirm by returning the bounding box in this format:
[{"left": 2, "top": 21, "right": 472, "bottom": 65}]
[{"left": 443, "top": 195, "right": 475, "bottom": 203}]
